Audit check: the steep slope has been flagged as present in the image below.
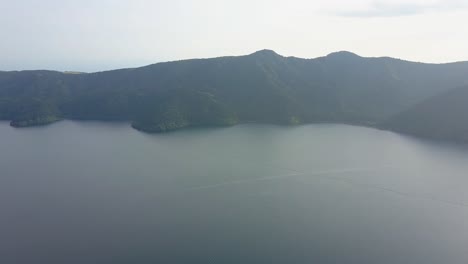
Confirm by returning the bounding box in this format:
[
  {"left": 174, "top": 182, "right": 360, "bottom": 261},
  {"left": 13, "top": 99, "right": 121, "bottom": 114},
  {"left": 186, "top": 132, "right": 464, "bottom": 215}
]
[
  {"left": 382, "top": 85, "right": 468, "bottom": 142},
  {"left": 1, "top": 50, "right": 468, "bottom": 132}
]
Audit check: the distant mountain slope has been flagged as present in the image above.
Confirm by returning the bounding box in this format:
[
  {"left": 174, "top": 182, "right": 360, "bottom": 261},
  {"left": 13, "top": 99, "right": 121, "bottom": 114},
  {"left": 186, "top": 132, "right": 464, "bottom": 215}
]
[
  {"left": 382, "top": 86, "right": 468, "bottom": 142},
  {"left": 1, "top": 50, "right": 468, "bottom": 133}
]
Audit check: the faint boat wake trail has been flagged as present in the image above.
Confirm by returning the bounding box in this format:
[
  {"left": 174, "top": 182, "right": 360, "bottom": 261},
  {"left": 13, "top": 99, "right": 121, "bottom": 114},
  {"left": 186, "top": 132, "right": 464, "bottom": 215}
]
[
  {"left": 186, "top": 165, "right": 468, "bottom": 209},
  {"left": 186, "top": 166, "right": 395, "bottom": 191}
]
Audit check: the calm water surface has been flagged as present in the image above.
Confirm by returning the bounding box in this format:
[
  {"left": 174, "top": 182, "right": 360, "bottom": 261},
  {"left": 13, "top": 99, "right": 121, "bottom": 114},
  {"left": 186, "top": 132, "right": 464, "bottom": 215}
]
[{"left": 1, "top": 121, "right": 468, "bottom": 263}]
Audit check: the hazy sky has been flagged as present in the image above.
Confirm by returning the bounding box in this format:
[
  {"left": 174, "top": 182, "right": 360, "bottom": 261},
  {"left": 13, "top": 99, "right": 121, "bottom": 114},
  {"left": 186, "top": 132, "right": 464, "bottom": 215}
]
[{"left": 2, "top": 0, "right": 468, "bottom": 72}]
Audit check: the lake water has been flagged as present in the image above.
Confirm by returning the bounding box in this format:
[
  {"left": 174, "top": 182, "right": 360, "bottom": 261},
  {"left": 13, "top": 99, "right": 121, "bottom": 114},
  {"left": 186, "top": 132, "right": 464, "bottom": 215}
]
[{"left": 1, "top": 121, "right": 468, "bottom": 264}]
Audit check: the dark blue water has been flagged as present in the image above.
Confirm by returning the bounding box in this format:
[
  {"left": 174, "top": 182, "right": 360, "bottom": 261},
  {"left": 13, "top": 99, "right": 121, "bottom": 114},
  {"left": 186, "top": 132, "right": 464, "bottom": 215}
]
[{"left": 1, "top": 121, "right": 468, "bottom": 263}]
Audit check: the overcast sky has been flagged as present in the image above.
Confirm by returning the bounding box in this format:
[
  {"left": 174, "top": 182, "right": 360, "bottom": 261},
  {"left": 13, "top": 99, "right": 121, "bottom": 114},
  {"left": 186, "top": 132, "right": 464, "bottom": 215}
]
[{"left": 2, "top": 0, "right": 468, "bottom": 72}]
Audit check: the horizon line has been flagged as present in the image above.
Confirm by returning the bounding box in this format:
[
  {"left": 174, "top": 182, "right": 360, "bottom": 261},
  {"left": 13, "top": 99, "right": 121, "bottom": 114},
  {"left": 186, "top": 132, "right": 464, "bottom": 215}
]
[{"left": 2, "top": 49, "right": 468, "bottom": 74}]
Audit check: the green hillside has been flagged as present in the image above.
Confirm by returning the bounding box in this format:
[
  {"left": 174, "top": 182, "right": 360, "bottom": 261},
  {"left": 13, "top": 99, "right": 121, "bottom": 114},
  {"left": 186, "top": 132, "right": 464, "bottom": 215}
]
[{"left": 1, "top": 50, "right": 468, "bottom": 134}]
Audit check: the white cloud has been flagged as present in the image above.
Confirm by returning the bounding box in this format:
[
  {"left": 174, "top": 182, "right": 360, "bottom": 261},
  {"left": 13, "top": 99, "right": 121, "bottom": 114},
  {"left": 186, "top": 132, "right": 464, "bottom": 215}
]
[{"left": 334, "top": 0, "right": 468, "bottom": 17}]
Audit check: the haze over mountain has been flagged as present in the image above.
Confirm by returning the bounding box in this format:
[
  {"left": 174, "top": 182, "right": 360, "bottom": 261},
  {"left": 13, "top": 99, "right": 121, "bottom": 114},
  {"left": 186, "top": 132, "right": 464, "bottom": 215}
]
[
  {"left": 382, "top": 85, "right": 468, "bottom": 142},
  {"left": 1, "top": 50, "right": 468, "bottom": 140}
]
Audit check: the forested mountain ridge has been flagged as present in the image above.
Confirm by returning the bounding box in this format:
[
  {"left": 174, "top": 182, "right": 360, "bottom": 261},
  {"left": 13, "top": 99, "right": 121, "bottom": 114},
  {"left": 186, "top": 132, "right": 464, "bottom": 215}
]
[
  {"left": 381, "top": 85, "right": 468, "bottom": 142},
  {"left": 1, "top": 50, "right": 468, "bottom": 134}
]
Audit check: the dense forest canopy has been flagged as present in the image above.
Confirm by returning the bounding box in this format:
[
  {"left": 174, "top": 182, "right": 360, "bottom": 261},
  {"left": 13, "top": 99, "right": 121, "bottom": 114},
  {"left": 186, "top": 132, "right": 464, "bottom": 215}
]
[{"left": 1, "top": 50, "right": 468, "bottom": 140}]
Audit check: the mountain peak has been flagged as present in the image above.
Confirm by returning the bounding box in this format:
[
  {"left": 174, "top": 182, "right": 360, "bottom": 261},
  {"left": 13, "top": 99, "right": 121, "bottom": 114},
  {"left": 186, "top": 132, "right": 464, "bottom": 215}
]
[
  {"left": 250, "top": 49, "right": 281, "bottom": 57},
  {"left": 326, "top": 51, "right": 361, "bottom": 59}
]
